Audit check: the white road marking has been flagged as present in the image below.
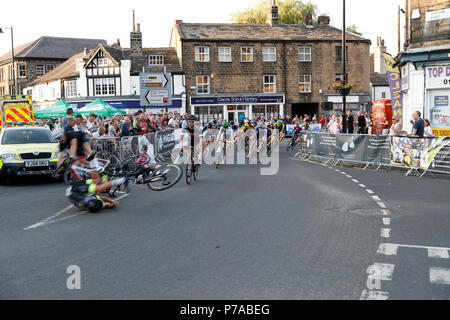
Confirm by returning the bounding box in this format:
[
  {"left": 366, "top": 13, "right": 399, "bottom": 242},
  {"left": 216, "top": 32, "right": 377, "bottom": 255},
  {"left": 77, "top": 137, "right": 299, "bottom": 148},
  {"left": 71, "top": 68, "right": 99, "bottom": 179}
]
[
  {"left": 381, "top": 228, "right": 391, "bottom": 238},
  {"left": 24, "top": 193, "right": 130, "bottom": 230},
  {"left": 372, "top": 195, "right": 381, "bottom": 201},
  {"left": 352, "top": 179, "right": 359, "bottom": 183},
  {"left": 428, "top": 249, "right": 450, "bottom": 259},
  {"left": 429, "top": 268, "right": 450, "bottom": 285},
  {"left": 360, "top": 289, "right": 389, "bottom": 300},
  {"left": 341, "top": 172, "right": 346, "bottom": 175},
  {"left": 366, "top": 189, "right": 374, "bottom": 194},
  {"left": 383, "top": 218, "right": 391, "bottom": 226},
  {"left": 346, "top": 175, "right": 352, "bottom": 178},
  {"left": 359, "top": 184, "right": 366, "bottom": 188},
  {"left": 377, "top": 202, "right": 387, "bottom": 208},
  {"left": 382, "top": 209, "right": 391, "bottom": 216},
  {"left": 378, "top": 243, "right": 450, "bottom": 257}
]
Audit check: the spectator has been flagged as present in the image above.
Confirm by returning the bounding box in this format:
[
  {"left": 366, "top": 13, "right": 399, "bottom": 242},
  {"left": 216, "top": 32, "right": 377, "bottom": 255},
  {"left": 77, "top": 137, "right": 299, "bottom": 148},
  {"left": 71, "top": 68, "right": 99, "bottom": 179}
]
[
  {"left": 381, "top": 112, "right": 389, "bottom": 135},
  {"left": 136, "top": 114, "right": 149, "bottom": 136},
  {"left": 120, "top": 117, "right": 133, "bottom": 137},
  {"left": 357, "top": 111, "right": 366, "bottom": 134},
  {"left": 328, "top": 116, "right": 341, "bottom": 134},
  {"left": 86, "top": 113, "right": 97, "bottom": 132},
  {"left": 64, "top": 117, "right": 75, "bottom": 132},
  {"left": 92, "top": 126, "right": 107, "bottom": 140},
  {"left": 148, "top": 115, "right": 159, "bottom": 133},
  {"left": 61, "top": 108, "right": 74, "bottom": 129},
  {"left": 409, "top": 111, "right": 425, "bottom": 138},
  {"left": 319, "top": 115, "right": 326, "bottom": 126},
  {"left": 108, "top": 119, "right": 121, "bottom": 138},
  {"left": 424, "top": 119, "right": 433, "bottom": 137},
  {"left": 312, "top": 114, "right": 318, "bottom": 123},
  {"left": 169, "top": 114, "right": 179, "bottom": 128},
  {"left": 346, "top": 110, "right": 354, "bottom": 134},
  {"left": 389, "top": 117, "right": 402, "bottom": 136}
]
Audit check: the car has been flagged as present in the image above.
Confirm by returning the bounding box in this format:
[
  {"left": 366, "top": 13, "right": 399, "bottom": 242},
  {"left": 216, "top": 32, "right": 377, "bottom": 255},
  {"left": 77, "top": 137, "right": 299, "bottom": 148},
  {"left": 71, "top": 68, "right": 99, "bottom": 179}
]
[{"left": 0, "top": 127, "right": 59, "bottom": 183}]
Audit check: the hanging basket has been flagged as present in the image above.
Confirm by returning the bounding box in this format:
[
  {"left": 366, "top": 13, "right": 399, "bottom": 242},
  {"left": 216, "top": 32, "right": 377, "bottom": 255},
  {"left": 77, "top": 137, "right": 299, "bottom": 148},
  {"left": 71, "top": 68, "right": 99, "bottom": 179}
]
[{"left": 337, "top": 87, "right": 351, "bottom": 96}]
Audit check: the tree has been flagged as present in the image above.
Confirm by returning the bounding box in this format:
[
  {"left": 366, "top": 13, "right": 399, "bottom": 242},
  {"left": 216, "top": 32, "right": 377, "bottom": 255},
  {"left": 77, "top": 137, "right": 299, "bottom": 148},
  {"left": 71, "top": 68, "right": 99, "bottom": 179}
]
[
  {"left": 231, "top": 0, "right": 319, "bottom": 24},
  {"left": 346, "top": 24, "right": 363, "bottom": 36}
]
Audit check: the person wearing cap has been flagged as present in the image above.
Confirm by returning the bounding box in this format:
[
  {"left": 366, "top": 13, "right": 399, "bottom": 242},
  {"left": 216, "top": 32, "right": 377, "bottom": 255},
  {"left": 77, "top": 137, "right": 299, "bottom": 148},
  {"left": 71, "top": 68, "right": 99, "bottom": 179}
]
[{"left": 389, "top": 117, "right": 402, "bottom": 136}]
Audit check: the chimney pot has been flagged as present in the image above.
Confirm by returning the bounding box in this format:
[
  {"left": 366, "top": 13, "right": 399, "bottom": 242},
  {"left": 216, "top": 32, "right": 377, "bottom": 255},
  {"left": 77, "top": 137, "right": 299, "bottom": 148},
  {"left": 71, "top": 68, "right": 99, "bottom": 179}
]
[
  {"left": 137, "top": 23, "right": 140, "bottom": 32},
  {"left": 83, "top": 48, "right": 88, "bottom": 56},
  {"left": 318, "top": 15, "right": 330, "bottom": 25}
]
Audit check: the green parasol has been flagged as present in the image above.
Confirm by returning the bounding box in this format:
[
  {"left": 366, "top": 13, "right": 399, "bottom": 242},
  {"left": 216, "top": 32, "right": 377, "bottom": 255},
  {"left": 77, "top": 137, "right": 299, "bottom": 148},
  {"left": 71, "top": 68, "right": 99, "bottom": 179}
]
[
  {"left": 34, "top": 99, "right": 73, "bottom": 118},
  {"left": 74, "top": 98, "right": 125, "bottom": 117}
]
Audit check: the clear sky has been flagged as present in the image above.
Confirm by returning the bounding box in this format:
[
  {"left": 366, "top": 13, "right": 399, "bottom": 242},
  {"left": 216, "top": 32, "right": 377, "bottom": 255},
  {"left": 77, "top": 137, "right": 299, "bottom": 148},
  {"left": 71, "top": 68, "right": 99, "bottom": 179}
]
[{"left": 0, "top": 0, "right": 404, "bottom": 57}]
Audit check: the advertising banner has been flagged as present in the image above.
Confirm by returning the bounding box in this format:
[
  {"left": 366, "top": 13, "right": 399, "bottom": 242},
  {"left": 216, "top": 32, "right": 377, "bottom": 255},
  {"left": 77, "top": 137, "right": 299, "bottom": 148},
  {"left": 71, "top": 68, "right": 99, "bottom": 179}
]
[
  {"left": 383, "top": 53, "right": 403, "bottom": 124},
  {"left": 306, "top": 133, "right": 391, "bottom": 164},
  {"left": 390, "top": 137, "right": 430, "bottom": 169},
  {"left": 424, "top": 137, "right": 450, "bottom": 173},
  {"left": 155, "top": 129, "right": 176, "bottom": 154}
]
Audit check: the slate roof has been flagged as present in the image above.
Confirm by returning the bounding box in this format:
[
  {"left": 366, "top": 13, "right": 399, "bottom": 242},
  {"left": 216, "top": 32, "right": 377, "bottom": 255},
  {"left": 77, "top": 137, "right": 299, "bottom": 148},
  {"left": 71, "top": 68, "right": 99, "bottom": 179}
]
[
  {"left": 0, "top": 36, "right": 106, "bottom": 64},
  {"left": 175, "top": 23, "right": 370, "bottom": 43},
  {"left": 370, "top": 73, "right": 389, "bottom": 86}
]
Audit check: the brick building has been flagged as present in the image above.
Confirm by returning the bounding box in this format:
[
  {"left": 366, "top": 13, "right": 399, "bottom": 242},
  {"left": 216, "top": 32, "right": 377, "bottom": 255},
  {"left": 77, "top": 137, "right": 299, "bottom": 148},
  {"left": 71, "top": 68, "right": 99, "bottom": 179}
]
[
  {"left": 397, "top": 0, "right": 450, "bottom": 135},
  {"left": 0, "top": 36, "right": 106, "bottom": 97},
  {"left": 169, "top": 3, "right": 371, "bottom": 124}
]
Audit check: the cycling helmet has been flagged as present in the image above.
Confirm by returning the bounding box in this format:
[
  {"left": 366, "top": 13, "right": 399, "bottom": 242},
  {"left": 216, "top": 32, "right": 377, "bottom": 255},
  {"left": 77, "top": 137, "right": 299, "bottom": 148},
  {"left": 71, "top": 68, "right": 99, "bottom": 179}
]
[
  {"left": 187, "top": 115, "right": 196, "bottom": 121},
  {"left": 277, "top": 120, "right": 283, "bottom": 126},
  {"left": 207, "top": 122, "right": 213, "bottom": 128},
  {"left": 87, "top": 199, "right": 103, "bottom": 213},
  {"left": 229, "top": 121, "right": 234, "bottom": 126},
  {"left": 222, "top": 121, "right": 229, "bottom": 128},
  {"left": 52, "top": 128, "right": 65, "bottom": 141}
]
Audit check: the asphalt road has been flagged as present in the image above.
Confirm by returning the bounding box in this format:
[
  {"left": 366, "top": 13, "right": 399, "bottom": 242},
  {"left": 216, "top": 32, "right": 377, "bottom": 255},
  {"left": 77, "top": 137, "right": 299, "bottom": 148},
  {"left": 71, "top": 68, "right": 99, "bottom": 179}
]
[{"left": 0, "top": 143, "right": 449, "bottom": 300}]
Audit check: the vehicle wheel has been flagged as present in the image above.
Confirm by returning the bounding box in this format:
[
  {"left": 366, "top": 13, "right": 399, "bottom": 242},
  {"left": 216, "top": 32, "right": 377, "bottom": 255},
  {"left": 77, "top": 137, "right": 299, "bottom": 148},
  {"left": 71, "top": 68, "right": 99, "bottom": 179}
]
[
  {"left": 185, "top": 164, "right": 192, "bottom": 185},
  {"left": 147, "top": 164, "right": 183, "bottom": 191}
]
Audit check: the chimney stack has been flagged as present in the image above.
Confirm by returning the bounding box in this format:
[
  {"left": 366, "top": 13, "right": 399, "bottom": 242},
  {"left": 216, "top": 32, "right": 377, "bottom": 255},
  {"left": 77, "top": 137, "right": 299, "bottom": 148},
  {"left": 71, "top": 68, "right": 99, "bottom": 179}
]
[
  {"left": 304, "top": 13, "right": 313, "bottom": 26},
  {"left": 83, "top": 48, "right": 88, "bottom": 56},
  {"left": 318, "top": 15, "right": 330, "bottom": 25},
  {"left": 130, "top": 13, "right": 143, "bottom": 55},
  {"left": 267, "top": 0, "right": 279, "bottom": 27},
  {"left": 374, "top": 36, "right": 387, "bottom": 74},
  {"left": 175, "top": 20, "right": 183, "bottom": 25}
]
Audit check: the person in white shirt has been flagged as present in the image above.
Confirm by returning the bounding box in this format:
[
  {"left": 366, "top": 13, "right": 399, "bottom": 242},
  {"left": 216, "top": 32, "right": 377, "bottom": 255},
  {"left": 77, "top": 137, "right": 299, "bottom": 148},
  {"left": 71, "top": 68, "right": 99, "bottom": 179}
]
[
  {"left": 92, "top": 126, "right": 107, "bottom": 140},
  {"left": 168, "top": 115, "right": 179, "bottom": 128},
  {"left": 86, "top": 113, "right": 97, "bottom": 132},
  {"left": 424, "top": 119, "right": 433, "bottom": 137},
  {"left": 389, "top": 117, "right": 402, "bottom": 136}
]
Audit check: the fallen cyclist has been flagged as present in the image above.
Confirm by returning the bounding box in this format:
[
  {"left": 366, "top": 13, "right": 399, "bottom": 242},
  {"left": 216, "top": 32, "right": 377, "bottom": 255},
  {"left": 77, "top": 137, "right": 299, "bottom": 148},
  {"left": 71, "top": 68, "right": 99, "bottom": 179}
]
[
  {"left": 52, "top": 128, "right": 96, "bottom": 170},
  {"left": 66, "top": 170, "right": 129, "bottom": 213}
]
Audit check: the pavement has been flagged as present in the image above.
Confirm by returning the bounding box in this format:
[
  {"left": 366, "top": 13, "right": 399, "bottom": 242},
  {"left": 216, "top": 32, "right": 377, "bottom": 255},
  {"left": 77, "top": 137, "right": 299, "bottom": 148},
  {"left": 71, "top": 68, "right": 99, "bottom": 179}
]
[{"left": 0, "top": 142, "right": 449, "bottom": 300}]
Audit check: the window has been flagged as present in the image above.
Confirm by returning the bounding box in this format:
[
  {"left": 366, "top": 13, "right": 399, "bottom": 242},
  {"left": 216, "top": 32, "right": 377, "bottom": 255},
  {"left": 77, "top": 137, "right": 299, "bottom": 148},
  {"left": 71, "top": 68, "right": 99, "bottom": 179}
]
[
  {"left": 18, "top": 64, "right": 26, "bottom": 78},
  {"left": 382, "top": 92, "right": 386, "bottom": 99},
  {"left": 51, "top": 87, "right": 56, "bottom": 98},
  {"left": 36, "top": 65, "right": 45, "bottom": 77},
  {"left": 65, "top": 80, "right": 77, "bottom": 98},
  {"left": 195, "top": 46, "right": 210, "bottom": 62},
  {"left": 149, "top": 55, "right": 164, "bottom": 65},
  {"left": 46, "top": 64, "right": 55, "bottom": 73},
  {"left": 299, "top": 75, "right": 312, "bottom": 93},
  {"left": 241, "top": 47, "right": 253, "bottom": 62},
  {"left": 0, "top": 67, "right": 3, "bottom": 82},
  {"left": 196, "top": 75, "right": 210, "bottom": 94},
  {"left": 263, "top": 75, "right": 276, "bottom": 93},
  {"left": 8, "top": 65, "right": 14, "bottom": 80},
  {"left": 335, "top": 46, "right": 348, "bottom": 62},
  {"left": 97, "top": 58, "right": 109, "bottom": 66},
  {"left": 94, "top": 78, "right": 115, "bottom": 96},
  {"left": 218, "top": 47, "right": 232, "bottom": 62},
  {"left": 298, "top": 46, "right": 311, "bottom": 62},
  {"left": 262, "top": 47, "right": 276, "bottom": 62}
]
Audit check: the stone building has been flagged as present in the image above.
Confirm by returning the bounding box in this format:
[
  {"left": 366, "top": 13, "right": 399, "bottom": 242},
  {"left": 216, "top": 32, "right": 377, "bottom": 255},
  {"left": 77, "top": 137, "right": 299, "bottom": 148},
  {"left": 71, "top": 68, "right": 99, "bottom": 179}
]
[
  {"left": 169, "top": 2, "right": 371, "bottom": 124},
  {"left": 397, "top": 0, "right": 450, "bottom": 135},
  {"left": 0, "top": 36, "right": 106, "bottom": 96}
]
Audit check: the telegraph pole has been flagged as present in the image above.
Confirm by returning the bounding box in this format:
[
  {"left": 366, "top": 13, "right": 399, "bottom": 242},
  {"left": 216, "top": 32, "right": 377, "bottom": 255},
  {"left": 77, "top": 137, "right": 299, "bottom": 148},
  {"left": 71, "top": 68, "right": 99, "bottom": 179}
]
[{"left": 342, "top": 0, "right": 347, "bottom": 133}]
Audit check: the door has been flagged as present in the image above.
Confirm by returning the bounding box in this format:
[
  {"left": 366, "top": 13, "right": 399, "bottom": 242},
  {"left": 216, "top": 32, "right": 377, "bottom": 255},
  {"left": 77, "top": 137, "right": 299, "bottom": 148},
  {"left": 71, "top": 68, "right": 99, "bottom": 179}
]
[
  {"left": 237, "top": 112, "right": 245, "bottom": 124},
  {"left": 228, "top": 112, "right": 235, "bottom": 123}
]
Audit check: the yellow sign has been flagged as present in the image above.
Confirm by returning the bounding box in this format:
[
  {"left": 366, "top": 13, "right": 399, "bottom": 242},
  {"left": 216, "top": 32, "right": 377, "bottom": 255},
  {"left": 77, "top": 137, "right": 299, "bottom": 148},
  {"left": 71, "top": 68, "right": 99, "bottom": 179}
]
[{"left": 433, "top": 128, "right": 450, "bottom": 136}]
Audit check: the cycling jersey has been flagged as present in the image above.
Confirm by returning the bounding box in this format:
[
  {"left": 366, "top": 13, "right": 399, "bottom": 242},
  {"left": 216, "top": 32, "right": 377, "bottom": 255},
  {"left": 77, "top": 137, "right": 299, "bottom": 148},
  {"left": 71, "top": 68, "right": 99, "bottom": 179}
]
[
  {"left": 67, "top": 180, "right": 104, "bottom": 210},
  {"left": 241, "top": 123, "right": 254, "bottom": 133},
  {"left": 181, "top": 127, "right": 203, "bottom": 149},
  {"left": 220, "top": 127, "right": 234, "bottom": 142},
  {"left": 289, "top": 127, "right": 302, "bottom": 136},
  {"left": 59, "top": 131, "right": 85, "bottom": 156}
]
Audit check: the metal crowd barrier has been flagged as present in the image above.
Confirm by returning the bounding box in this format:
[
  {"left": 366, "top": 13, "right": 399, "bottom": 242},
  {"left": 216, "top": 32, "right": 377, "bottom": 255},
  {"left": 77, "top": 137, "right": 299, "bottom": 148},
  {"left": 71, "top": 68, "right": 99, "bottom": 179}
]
[{"left": 90, "top": 137, "right": 121, "bottom": 160}]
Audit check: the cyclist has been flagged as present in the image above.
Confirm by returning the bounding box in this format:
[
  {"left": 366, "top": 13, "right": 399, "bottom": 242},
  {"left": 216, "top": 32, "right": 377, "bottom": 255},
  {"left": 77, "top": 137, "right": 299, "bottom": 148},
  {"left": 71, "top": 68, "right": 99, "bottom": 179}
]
[
  {"left": 53, "top": 128, "right": 95, "bottom": 169},
  {"left": 179, "top": 115, "right": 204, "bottom": 176},
  {"left": 240, "top": 119, "right": 254, "bottom": 134},
  {"left": 67, "top": 170, "right": 128, "bottom": 213},
  {"left": 247, "top": 121, "right": 268, "bottom": 158},
  {"left": 135, "top": 144, "right": 158, "bottom": 184},
  {"left": 289, "top": 123, "right": 302, "bottom": 140},
  {"left": 275, "top": 120, "right": 286, "bottom": 142},
  {"left": 217, "top": 121, "right": 234, "bottom": 165}
]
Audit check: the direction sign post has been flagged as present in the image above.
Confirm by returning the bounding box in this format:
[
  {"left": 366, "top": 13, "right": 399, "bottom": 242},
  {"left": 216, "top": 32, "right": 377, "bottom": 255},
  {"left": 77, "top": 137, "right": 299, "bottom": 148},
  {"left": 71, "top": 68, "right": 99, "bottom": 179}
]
[{"left": 140, "top": 73, "right": 172, "bottom": 112}]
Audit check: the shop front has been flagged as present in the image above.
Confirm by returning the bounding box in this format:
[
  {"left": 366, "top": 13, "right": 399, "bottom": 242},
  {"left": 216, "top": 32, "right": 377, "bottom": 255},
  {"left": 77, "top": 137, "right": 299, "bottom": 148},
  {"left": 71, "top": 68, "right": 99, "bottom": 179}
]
[
  {"left": 322, "top": 93, "right": 372, "bottom": 116},
  {"left": 425, "top": 65, "right": 450, "bottom": 136},
  {"left": 190, "top": 93, "right": 285, "bottom": 125}
]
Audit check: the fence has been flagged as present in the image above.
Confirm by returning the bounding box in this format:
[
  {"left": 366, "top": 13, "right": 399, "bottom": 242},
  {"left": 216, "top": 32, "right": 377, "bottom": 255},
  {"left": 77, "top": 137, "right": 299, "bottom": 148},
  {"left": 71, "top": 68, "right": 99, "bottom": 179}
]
[{"left": 296, "top": 132, "right": 450, "bottom": 178}]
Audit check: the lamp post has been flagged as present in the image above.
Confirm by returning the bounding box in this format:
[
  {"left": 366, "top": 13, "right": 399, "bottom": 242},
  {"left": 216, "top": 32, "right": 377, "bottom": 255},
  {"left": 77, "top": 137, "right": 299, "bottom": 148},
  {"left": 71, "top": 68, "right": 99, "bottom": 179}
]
[
  {"left": 0, "top": 26, "right": 16, "bottom": 95},
  {"left": 341, "top": 0, "right": 347, "bottom": 133}
]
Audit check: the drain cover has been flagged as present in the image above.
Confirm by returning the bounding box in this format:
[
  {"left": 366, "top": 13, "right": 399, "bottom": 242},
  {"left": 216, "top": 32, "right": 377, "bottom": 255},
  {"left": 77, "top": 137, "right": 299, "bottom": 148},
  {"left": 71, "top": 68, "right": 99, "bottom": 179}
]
[{"left": 349, "top": 208, "right": 382, "bottom": 216}]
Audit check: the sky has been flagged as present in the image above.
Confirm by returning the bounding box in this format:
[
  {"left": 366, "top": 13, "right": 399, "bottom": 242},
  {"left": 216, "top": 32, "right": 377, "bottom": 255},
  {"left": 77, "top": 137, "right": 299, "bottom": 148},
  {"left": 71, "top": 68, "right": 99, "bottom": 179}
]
[{"left": 0, "top": 0, "right": 404, "bottom": 57}]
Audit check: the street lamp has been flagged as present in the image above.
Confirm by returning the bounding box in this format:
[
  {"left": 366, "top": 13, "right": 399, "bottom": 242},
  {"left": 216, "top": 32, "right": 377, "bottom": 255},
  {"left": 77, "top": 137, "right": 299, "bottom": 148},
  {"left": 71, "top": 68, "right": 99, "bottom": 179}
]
[{"left": 0, "top": 26, "right": 16, "bottom": 95}]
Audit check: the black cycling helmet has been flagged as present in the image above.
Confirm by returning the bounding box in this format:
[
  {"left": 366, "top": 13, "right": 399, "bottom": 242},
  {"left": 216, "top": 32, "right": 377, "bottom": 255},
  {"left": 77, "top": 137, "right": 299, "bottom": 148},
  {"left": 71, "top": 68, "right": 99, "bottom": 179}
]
[
  {"left": 87, "top": 199, "right": 103, "bottom": 213},
  {"left": 229, "top": 121, "right": 235, "bottom": 126},
  {"left": 187, "top": 114, "right": 196, "bottom": 121}
]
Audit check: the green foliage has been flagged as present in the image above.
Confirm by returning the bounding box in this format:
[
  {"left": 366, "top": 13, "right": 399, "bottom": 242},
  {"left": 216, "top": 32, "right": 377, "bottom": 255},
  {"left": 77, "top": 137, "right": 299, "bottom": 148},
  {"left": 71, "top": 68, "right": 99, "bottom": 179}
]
[
  {"left": 230, "top": 0, "right": 319, "bottom": 24},
  {"left": 346, "top": 24, "right": 363, "bottom": 36}
]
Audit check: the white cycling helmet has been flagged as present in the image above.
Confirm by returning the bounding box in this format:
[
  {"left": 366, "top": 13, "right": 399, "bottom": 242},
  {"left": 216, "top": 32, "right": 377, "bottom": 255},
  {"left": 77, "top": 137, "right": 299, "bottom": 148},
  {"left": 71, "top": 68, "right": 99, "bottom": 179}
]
[{"left": 52, "top": 128, "right": 65, "bottom": 141}]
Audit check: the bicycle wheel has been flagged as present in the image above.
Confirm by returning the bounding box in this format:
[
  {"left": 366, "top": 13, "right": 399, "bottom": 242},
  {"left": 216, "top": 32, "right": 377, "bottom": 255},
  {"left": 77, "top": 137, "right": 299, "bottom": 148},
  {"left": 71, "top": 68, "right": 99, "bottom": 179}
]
[
  {"left": 53, "top": 157, "right": 70, "bottom": 178},
  {"left": 193, "top": 164, "right": 199, "bottom": 180},
  {"left": 121, "top": 154, "right": 150, "bottom": 176},
  {"left": 95, "top": 151, "right": 122, "bottom": 177},
  {"left": 147, "top": 164, "right": 183, "bottom": 191},
  {"left": 63, "top": 170, "right": 73, "bottom": 185},
  {"left": 185, "top": 164, "right": 192, "bottom": 185}
]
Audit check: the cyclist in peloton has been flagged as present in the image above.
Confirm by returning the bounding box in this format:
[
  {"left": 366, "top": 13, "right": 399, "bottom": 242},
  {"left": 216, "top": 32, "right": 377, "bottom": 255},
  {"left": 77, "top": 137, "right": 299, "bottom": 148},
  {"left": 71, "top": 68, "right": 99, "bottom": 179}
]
[
  {"left": 289, "top": 123, "right": 302, "bottom": 139},
  {"left": 53, "top": 128, "right": 95, "bottom": 169},
  {"left": 67, "top": 170, "right": 128, "bottom": 213},
  {"left": 179, "top": 115, "right": 204, "bottom": 176},
  {"left": 275, "top": 120, "right": 286, "bottom": 142}
]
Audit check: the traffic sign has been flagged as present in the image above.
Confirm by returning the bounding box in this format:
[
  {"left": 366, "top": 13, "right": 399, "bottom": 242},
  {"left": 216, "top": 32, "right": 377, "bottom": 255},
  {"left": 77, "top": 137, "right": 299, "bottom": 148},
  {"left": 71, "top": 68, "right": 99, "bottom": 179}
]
[{"left": 140, "top": 73, "right": 172, "bottom": 107}]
